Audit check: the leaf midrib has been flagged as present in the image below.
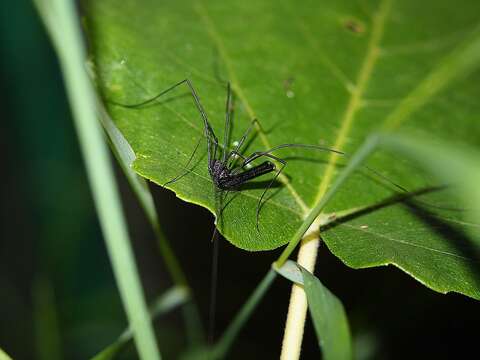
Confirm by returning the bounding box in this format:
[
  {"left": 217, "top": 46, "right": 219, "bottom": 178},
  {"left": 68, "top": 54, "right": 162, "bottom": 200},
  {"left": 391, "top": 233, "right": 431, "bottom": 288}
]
[{"left": 313, "top": 0, "right": 392, "bottom": 207}]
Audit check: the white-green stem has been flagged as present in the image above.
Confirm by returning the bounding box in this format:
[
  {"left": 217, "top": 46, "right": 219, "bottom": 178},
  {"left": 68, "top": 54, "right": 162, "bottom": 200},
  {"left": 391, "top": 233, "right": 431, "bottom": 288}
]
[{"left": 280, "top": 222, "right": 321, "bottom": 360}]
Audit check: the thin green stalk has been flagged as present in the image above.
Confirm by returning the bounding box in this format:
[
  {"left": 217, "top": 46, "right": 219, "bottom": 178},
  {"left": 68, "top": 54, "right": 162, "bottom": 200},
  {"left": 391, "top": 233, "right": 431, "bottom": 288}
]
[
  {"left": 33, "top": 0, "right": 161, "bottom": 359},
  {"left": 211, "top": 269, "right": 277, "bottom": 359},
  {"left": 275, "top": 135, "right": 380, "bottom": 267},
  {"left": 182, "top": 300, "right": 205, "bottom": 347}
]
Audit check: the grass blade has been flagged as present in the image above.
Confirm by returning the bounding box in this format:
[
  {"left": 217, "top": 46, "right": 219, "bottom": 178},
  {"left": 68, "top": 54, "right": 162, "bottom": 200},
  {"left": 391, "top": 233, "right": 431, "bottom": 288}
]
[
  {"left": 300, "top": 266, "right": 352, "bottom": 360},
  {"left": 33, "top": 0, "right": 161, "bottom": 358}
]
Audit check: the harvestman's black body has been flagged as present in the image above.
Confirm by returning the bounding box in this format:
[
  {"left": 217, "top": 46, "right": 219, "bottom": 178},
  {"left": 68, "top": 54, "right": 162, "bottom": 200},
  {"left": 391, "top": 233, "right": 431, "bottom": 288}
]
[{"left": 211, "top": 158, "right": 275, "bottom": 190}]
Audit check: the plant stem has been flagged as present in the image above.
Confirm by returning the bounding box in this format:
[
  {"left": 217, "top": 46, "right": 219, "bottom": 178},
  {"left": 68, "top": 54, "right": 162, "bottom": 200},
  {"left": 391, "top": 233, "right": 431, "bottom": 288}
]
[
  {"left": 280, "top": 231, "right": 320, "bottom": 360},
  {"left": 33, "top": 0, "right": 161, "bottom": 358}
]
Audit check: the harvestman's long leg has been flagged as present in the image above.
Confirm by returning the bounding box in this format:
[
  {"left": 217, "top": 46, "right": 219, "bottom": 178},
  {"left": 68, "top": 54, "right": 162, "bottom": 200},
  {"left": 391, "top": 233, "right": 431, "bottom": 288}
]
[
  {"left": 179, "top": 79, "right": 220, "bottom": 163},
  {"left": 237, "top": 143, "right": 342, "bottom": 229},
  {"left": 163, "top": 135, "right": 203, "bottom": 186},
  {"left": 222, "top": 82, "right": 232, "bottom": 163},
  {"left": 239, "top": 143, "right": 342, "bottom": 211},
  {"left": 221, "top": 82, "right": 261, "bottom": 168},
  {"left": 241, "top": 143, "right": 416, "bottom": 229},
  {"left": 112, "top": 78, "right": 220, "bottom": 182},
  {"left": 112, "top": 78, "right": 218, "bottom": 146},
  {"left": 244, "top": 143, "right": 345, "bottom": 162},
  {"left": 240, "top": 143, "right": 412, "bottom": 195}
]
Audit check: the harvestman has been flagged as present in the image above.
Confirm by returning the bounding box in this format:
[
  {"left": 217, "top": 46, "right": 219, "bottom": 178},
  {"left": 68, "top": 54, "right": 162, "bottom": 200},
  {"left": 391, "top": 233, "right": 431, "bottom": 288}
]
[
  {"left": 112, "top": 78, "right": 424, "bottom": 343},
  {"left": 114, "top": 78, "right": 352, "bottom": 230},
  {"left": 130, "top": 80, "right": 456, "bottom": 232}
]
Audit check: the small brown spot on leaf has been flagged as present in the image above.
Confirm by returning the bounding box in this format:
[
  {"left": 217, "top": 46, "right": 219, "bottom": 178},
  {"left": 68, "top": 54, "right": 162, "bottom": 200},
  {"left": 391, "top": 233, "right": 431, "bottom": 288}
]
[
  {"left": 343, "top": 18, "right": 366, "bottom": 35},
  {"left": 283, "top": 76, "right": 295, "bottom": 90}
]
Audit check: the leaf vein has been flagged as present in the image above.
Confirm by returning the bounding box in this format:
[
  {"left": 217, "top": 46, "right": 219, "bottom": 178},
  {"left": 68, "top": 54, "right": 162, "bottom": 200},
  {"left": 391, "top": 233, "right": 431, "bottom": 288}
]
[
  {"left": 341, "top": 223, "right": 475, "bottom": 262},
  {"left": 312, "top": 0, "right": 392, "bottom": 206},
  {"left": 383, "top": 24, "right": 480, "bottom": 129},
  {"left": 280, "top": 0, "right": 355, "bottom": 92}
]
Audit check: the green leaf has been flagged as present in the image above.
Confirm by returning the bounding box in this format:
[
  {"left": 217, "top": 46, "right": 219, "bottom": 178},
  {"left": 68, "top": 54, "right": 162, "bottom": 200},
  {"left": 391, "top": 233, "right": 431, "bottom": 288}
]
[
  {"left": 275, "top": 260, "right": 304, "bottom": 285},
  {"left": 301, "top": 266, "right": 352, "bottom": 360},
  {"left": 85, "top": 0, "right": 480, "bottom": 297}
]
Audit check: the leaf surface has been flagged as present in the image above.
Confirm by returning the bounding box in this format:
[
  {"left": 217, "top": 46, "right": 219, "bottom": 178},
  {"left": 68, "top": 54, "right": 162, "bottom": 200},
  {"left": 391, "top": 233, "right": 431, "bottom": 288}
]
[{"left": 85, "top": 0, "right": 480, "bottom": 298}]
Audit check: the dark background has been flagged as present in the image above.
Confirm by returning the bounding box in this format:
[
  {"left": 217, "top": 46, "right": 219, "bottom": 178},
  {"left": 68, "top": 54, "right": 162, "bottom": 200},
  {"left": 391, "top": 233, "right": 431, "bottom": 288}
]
[{"left": 1, "top": 2, "right": 478, "bottom": 359}]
